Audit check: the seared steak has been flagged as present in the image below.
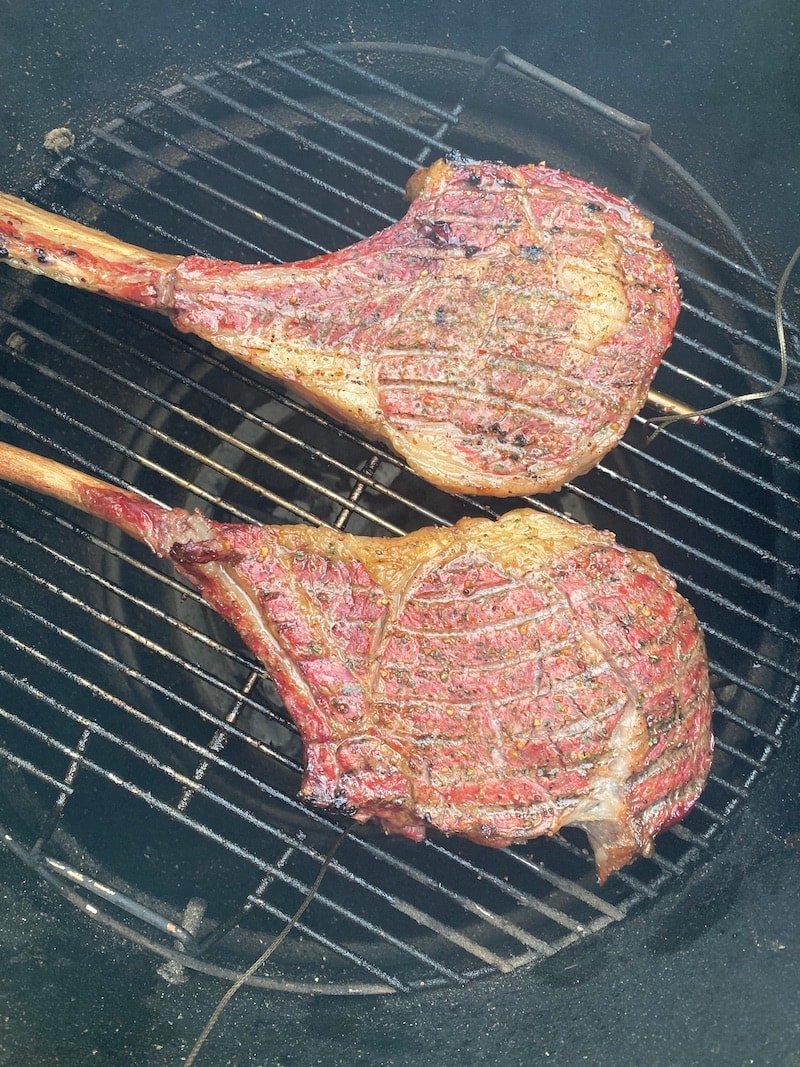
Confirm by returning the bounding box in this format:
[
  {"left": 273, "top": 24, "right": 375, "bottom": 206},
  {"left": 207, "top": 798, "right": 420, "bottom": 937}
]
[
  {"left": 0, "top": 159, "right": 680, "bottom": 496},
  {"left": 0, "top": 443, "right": 713, "bottom": 878}
]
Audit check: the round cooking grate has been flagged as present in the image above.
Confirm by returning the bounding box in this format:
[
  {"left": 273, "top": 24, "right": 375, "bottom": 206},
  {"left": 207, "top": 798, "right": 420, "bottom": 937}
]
[{"left": 0, "top": 42, "right": 797, "bottom": 995}]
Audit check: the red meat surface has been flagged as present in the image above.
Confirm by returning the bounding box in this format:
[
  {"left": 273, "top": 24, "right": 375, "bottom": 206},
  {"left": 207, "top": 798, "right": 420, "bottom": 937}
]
[
  {"left": 0, "top": 444, "right": 712, "bottom": 879},
  {"left": 0, "top": 159, "right": 680, "bottom": 495}
]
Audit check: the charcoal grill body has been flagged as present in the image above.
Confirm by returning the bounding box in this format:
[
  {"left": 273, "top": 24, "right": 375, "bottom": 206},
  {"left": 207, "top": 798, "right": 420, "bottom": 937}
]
[{"left": 0, "top": 3, "right": 798, "bottom": 1065}]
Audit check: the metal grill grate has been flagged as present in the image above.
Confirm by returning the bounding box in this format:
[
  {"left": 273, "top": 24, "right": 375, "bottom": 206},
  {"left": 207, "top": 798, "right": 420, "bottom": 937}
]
[{"left": 0, "top": 42, "right": 797, "bottom": 994}]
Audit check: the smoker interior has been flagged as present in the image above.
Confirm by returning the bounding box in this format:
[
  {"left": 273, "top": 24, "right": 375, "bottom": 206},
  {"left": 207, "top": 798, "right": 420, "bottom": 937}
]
[{"left": 0, "top": 14, "right": 799, "bottom": 1064}]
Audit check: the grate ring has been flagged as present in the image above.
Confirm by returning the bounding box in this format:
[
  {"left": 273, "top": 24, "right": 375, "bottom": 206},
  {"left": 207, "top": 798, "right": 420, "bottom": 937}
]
[{"left": 0, "top": 41, "right": 796, "bottom": 994}]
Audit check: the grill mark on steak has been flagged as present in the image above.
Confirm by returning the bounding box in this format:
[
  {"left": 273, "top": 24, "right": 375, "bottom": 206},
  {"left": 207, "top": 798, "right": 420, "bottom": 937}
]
[
  {"left": 406, "top": 578, "right": 515, "bottom": 603},
  {"left": 638, "top": 771, "right": 711, "bottom": 838},
  {"left": 541, "top": 546, "right": 674, "bottom": 868},
  {"left": 628, "top": 740, "right": 712, "bottom": 812},
  {"left": 373, "top": 693, "right": 629, "bottom": 751}
]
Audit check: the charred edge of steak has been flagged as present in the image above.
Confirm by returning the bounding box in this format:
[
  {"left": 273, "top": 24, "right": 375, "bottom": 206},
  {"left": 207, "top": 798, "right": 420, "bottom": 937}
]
[{"left": 169, "top": 539, "right": 243, "bottom": 565}]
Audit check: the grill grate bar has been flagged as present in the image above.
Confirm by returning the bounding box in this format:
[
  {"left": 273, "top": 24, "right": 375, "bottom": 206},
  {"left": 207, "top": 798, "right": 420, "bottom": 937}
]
[
  {"left": 325, "top": 847, "right": 547, "bottom": 952},
  {"left": 0, "top": 606, "right": 599, "bottom": 957},
  {"left": 183, "top": 74, "right": 405, "bottom": 196},
  {"left": 126, "top": 110, "right": 368, "bottom": 241},
  {"left": 32, "top": 727, "right": 91, "bottom": 853},
  {"left": 714, "top": 738, "right": 768, "bottom": 770},
  {"left": 333, "top": 454, "right": 382, "bottom": 529},
  {"left": 694, "top": 800, "right": 731, "bottom": 824},
  {"left": 39, "top": 178, "right": 209, "bottom": 256},
  {"left": 1, "top": 488, "right": 262, "bottom": 673},
  {"left": 713, "top": 707, "right": 783, "bottom": 746},
  {"left": 646, "top": 380, "right": 800, "bottom": 486},
  {"left": 681, "top": 300, "right": 798, "bottom": 373},
  {"left": 0, "top": 624, "right": 292, "bottom": 783},
  {"left": 650, "top": 214, "right": 774, "bottom": 290},
  {"left": 301, "top": 43, "right": 461, "bottom": 123},
  {"left": 668, "top": 823, "right": 713, "bottom": 849},
  {"left": 216, "top": 60, "right": 423, "bottom": 170},
  {"left": 424, "top": 838, "right": 616, "bottom": 926},
  {"left": 711, "top": 664, "right": 796, "bottom": 722},
  {"left": 705, "top": 619, "right": 798, "bottom": 690},
  {"left": 92, "top": 126, "right": 332, "bottom": 256},
  {"left": 2, "top": 279, "right": 452, "bottom": 531},
  {"left": 0, "top": 695, "right": 466, "bottom": 983},
  {"left": 707, "top": 773, "right": 750, "bottom": 799},
  {"left": 0, "top": 566, "right": 301, "bottom": 762},
  {"left": 0, "top": 744, "right": 72, "bottom": 794},
  {"left": 0, "top": 314, "right": 406, "bottom": 535},
  {"left": 0, "top": 410, "right": 169, "bottom": 511},
  {"left": 253, "top": 53, "right": 455, "bottom": 157},
  {"left": 709, "top": 714, "right": 778, "bottom": 773},
  {"left": 679, "top": 271, "right": 794, "bottom": 337},
  {"left": 289, "top": 816, "right": 616, "bottom": 941},
  {"left": 498, "top": 847, "right": 626, "bottom": 918},
  {"left": 248, "top": 895, "right": 409, "bottom": 991},
  {"left": 630, "top": 436, "right": 800, "bottom": 551},
  {"left": 662, "top": 347, "right": 800, "bottom": 448},
  {"left": 70, "top": 148, "right": 280, "bottom": 262},
  {"left": 640, "top": 848, "right": 683, "bottom": 877},
  {"left": 144, "top": 93, "right": 394, "bottom": 225},
  {"left": 176, "top": 669, "right": 260, "bottom": 814}
]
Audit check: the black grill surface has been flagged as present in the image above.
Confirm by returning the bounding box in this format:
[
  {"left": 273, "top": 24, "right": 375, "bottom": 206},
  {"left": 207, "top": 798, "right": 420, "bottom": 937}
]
[{"left": 0, "top": 43, "right": 797, "bottom": 995}]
